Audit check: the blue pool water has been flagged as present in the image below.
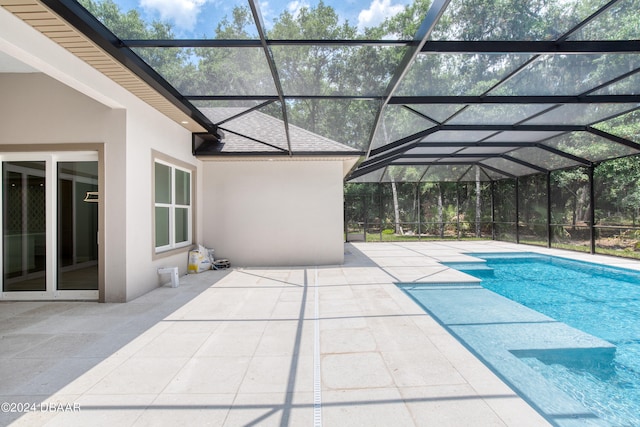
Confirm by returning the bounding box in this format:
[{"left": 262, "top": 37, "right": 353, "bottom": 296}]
[{"left": 444, "top": 253, "right": 640, "bottom": 427}]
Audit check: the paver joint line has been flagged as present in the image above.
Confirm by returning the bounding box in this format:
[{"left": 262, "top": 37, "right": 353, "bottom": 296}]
[{"left": 313, "top": 267, "right": 323, "bottom": 427}]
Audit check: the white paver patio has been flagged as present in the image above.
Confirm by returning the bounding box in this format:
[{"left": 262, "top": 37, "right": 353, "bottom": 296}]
[{"left": 0, "top": 241, "right": 579, "bottom": 426}]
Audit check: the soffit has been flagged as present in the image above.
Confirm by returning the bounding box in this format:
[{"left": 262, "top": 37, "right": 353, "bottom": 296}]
[{"left": 0, "top": 0, "right": 206, "bottom": 132}]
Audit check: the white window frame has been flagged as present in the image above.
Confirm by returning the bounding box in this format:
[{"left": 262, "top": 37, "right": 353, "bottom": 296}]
[{"left": 154, "top": 159, "right": 193, "bottom": 253}]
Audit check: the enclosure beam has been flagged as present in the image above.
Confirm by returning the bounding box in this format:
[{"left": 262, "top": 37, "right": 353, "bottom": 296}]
[
  {"left": 248, "top": 0, "right": 293, "bottom": 155},
  {"left": 420, "top": 40, "right": 640, "bottom": 54},
  {"left": 41, "top": 0, "right": 218, "bottom": 134},
  {"left": 589, "top": 165, "right": 596, "bottom": 254},
  {"left": 388, "top": 95, "right": 640, "bottom": 104},
  {"left": 501, "top": 155, "right": 549, "bottom": 174},
  {"left": 367, "top": 124, "right": 585, "bottom": 159},
  {"left": 365, "top": 0, "right": 452, "bottom": 159},
  {"left": 216, "top": 100, "right": 276, "bottom": 126},
  {"left": 120, "top": 39, "right": 638, "bottom": 53},
  {"left": 587, "top": 126, "right": 640, "bottom": 151},
  {"left": 536, "top": 144, "right": 593, "bottom": 167}
]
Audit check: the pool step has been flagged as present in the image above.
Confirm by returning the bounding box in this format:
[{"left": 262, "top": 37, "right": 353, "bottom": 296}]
[
  {"left": 442, "top": 261, "right": 495, "bottom": 277},
  {"left": 400, "top": 284, "right": 616, "bottom": 427},
  {"left": 511, "top": 347, "right": 616, "bottom": 373}
]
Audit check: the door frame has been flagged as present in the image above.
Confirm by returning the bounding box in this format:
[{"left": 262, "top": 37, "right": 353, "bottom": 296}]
[{"left": 0, "top": 144, "right": 105, "bottom": 301}]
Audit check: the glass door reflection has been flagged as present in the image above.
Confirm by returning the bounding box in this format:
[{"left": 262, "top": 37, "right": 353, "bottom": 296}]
[
  {"left": 2, "top": 162, "right": 47, "bottom": 292},
  {"left": 57, "top": 162, "right": 98, "bottom": 290}
]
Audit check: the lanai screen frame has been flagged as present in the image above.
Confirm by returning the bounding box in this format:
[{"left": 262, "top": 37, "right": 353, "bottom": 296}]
[
  {"left": 345, "top": 168, "right": 605, "bottom": 252},
  {"left": 35, "top": 0, "right": 640, "bottom": 167},
  {"left": 26, "top": 0, "right": 640, "bottom": 257}
]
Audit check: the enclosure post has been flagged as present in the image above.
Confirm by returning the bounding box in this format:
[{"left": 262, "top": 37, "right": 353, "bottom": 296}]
[
  {"left": 547, "top": 171, "right": 552, "bottom": 248},
  {"left": 364, "top": 186, "right": 368, "bottom": 243},
  {"left": 515, "top": 178, "right": 520, "bottom": 244},
  {"left": 456, "top": 182, "right": 461, "bottom": 239},
  {"left": 589, "top": 165, "right": 596, "bottom": 254},
  {"left": 378, "top": 182, "right": 383, "bottom": 242},
  {"left": 344, "top": 194, "right": 348, "bottom": 243},
  {"left": 416, "top": 182, "right": 421, "bottom": 240},
  {"left": 491, "top": 180, "right": 496, "bottom": 241}
]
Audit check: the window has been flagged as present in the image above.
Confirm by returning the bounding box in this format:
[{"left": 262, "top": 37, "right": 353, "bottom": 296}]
[{"left": 154, "top": 160, "right": 192, "bottom": 252}]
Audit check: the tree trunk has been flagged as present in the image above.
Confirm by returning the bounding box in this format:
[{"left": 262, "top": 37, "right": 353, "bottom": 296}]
[
  {"left": 380, "top": 117, "right": 404, "bottom": 236},
  {"left": 391, "top": 179, "right": 403, "bottom": 235},
  {"left": 576, "top": 184, "right": 589, "bottom": 224},
  {"left": 572, "top": 192, "right": 578, "bottom": 230}
]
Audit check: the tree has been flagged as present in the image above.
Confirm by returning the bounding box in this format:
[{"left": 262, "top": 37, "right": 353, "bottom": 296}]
[
  {"left": 552, "top": 168, "right": 590, "bottom": 228},
  {"left": 80, "top": 0, "right": 640, "bottom": 245},
  {"left": 79, "top": 0, "right": 193, "bottom": 88},
  {"left": 595, "top": 156, "right": 640, "bottom": 226},
  {"left": 267, "top": 2, "right": 384, "bottom": 151}
]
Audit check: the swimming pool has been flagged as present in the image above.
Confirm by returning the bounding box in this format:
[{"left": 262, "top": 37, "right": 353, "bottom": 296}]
[{"left": 400, "top": 252, "right": 640, "bottom": 427}]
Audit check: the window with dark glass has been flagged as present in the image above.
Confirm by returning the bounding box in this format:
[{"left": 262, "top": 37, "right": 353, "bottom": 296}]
[{"left": 154, "top": 161, "right": 191, "bottom": 252}]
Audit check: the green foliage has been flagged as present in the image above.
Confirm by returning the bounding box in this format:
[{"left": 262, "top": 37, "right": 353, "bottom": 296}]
[
  {"left": 594, "top": 110, "right": 640, "bottom": 148},
  {"left": 215, "top": 6, "right": 255, "bottom": 39},
  {"left": 81, "top": 0, "right": 640, "bottom": 257},
  {"left": 595, "top": 156, "right": 640, "bottom": 224},
  {"left": 79, "top": 0, "right": 154, "bottom": 39},
  {"left": 80, "top": 0, "right": 640, "bottom": 156},
  {"left": 79, "top": 0, "right": 197, "bottom": 89},
  {"left": 265, "top": 2, "right": 392, "bottom": 149}
]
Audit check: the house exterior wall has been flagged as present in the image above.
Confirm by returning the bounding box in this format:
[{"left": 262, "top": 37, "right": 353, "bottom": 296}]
[
  {"left": 1, "top": 7, "right": 351, "bottom": 302},
  {"left": 201, "top": 158, "right": 345, "bottom": 266},
  {"left": 0, "top": 8, "right": 200, "bottom": 302},
  {"left": 124, "top": 102, "right": 201, "bottom": 301},
  {"left": 0, "top": 73, "right": 128, "bottom": 302}
]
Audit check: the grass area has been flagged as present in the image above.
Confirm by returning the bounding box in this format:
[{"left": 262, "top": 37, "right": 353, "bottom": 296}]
[
  {"left": 554, "top": 241, "right": 640, "bottom": 260},
  {"left": 596, "top": 247, "right": 640, "bottom": 260},
  {"left": 346, "top": 233, "right": 640, "bottom": 260},
  {"left": 357, "top": 233, "right": 493, "bottom": 242},
  {"left": 551, "top": 243, "right": 591, "bottom": 253}
]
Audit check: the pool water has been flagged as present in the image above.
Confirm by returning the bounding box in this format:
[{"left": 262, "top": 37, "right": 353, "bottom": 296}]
[{"left": 448, "top": 253, "right": 640, "bottom": 427}]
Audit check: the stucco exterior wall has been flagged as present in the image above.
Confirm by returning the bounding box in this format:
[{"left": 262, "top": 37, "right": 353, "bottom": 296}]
[
  {"left": 201, "top": 158, "right": 345, "bottom": 266},
  {"left": 124, "top": 106, "right": 200, "bottom": 301},
  {"left": 1, "top": 7, "right": 200, "bottom": 301},
  {"left": 0, "top": 73, "right": 129, "bottom": 302},
  {"left": 1, "top": 6, "right": 351, "bottom": 301}
]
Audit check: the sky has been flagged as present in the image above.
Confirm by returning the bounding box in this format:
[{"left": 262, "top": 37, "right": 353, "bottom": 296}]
[{"left": 109, "top": 0, "right": 412, "bottom": 37}]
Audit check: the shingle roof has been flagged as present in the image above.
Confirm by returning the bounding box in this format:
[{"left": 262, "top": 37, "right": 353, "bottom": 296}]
[{"left": 196, "top": 108, "right": 360, "bottom": 155}]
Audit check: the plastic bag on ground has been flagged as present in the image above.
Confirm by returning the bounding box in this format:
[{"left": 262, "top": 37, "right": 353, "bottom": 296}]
[{"left": 187, "top": 245, "right": 212, "bottom": 273}]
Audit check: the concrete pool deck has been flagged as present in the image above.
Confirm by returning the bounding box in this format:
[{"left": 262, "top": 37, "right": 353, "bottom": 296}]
[{"left": 3, "top": 241, "right": 638, "bottom": 426}]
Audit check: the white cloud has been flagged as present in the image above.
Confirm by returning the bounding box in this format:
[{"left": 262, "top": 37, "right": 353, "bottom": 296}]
[
  {"left": 140, "top": 0, "right": 207, "bottom": 31},
  {"left": 260, "top": 1, "right": 271, "bottom": 18},
  {"left": 287, "top": 0, "right": 309, "bottom": 19},
  {"left": 357, "top": 0, "right": 405, "bottom": 31}
]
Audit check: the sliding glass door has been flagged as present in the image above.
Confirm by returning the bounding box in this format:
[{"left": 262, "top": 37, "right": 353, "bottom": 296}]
[
  {"left": 57, "top": 161, "right": 98, "bottom": 291},
  {"left": 1, "top": 153, "right": 99, "bottom": 299},
  {"left": 2, "top": 161, "right": 46, "bottom": 292}
]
